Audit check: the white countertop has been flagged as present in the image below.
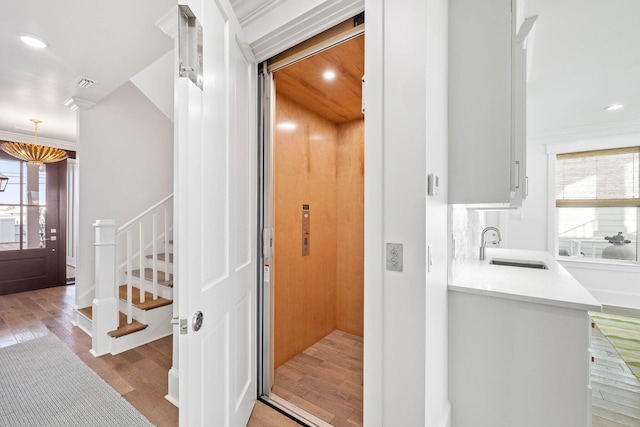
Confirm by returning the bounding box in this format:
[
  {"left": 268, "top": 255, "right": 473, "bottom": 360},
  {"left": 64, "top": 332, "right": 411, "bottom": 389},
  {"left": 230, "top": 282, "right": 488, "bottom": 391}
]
[{"left": 449, "top": 248, "right": 602, "bottom": 311}]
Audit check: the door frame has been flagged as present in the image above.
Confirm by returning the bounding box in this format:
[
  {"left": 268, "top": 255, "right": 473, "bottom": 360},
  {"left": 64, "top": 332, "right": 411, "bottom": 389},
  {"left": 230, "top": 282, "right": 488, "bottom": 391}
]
[
  {"left": 0, "top": 152, "right": 69, "bottom": 294},
  {"left": 256, "top": 24, "right": 366, "bottom": 424}
]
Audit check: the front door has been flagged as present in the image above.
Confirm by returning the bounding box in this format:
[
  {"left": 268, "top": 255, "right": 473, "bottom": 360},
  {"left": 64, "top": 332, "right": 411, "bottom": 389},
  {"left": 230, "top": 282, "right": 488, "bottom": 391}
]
[
  {"left": 0, "top": 152, "right": 66, "bottom": 294},
  {"left": 176, "top": 1, "right": 257, "bottom": 425}
]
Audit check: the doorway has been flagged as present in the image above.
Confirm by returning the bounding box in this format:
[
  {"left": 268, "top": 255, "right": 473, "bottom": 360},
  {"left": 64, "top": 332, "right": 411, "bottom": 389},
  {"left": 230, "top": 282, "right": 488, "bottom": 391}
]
[
  {"left": 259, "top": 22, "right": 365, "bottom": 426},
  {"left": 0, "top": 151, "right": 68, "bottom": 294}
]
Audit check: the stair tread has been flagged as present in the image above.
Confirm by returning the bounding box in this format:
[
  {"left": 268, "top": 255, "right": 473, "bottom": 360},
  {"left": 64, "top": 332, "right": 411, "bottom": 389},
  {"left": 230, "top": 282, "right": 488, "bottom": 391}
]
[
  {"left": 78, "top": 306, "right": 92, "bottom": 320},
  {"left": 118, "top": 285, "right": 173, "bottom": 310},
  {"left": 145, "top": 252, "right": 174, "bottom": 263},
  {"left": 130, "top": 268, "right": 173, "bottom": 287},
  {"left": 108, "top": 312, "right": 148, "bottom": 338}
]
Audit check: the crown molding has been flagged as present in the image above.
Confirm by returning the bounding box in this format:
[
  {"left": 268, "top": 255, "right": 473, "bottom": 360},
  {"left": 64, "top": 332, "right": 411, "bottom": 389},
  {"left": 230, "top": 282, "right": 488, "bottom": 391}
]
[
  {"left": 247, "top": 0, "right": 364, "bottom": 62},
  {"left": 531, "top": 119, "right": 640, "bottom": 145},
  {"left": 156, "top": 6, "right": 178, "bottom": 39},
  {"left": 64, "top": 97, "right": 96, "bottom": 111},
  {"left": 0, "top": 129, "right": 76, "bottom": 151}
]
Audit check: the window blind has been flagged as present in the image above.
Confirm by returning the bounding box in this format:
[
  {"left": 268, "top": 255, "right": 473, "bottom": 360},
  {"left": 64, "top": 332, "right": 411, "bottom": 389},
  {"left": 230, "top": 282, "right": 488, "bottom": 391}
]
[{"left": 556, "top": 147, "right": 640, "bottom": 207}]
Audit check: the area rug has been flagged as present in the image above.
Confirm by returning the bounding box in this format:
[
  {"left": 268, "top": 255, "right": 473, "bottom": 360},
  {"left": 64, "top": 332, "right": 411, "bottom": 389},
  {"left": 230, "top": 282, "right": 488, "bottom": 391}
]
[
  {"left": 0, "top": 334, "right": 153, "bottom": 426},
  {"left": 591, "top": 311, "right": 640, "bottom": 381}
]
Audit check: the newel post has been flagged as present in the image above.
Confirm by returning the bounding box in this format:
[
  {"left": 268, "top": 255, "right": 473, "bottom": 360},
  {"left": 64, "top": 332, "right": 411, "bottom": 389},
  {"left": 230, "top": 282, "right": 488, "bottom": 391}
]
[{"left": 91, "top": 219, "right": 119, "bottom": 356}]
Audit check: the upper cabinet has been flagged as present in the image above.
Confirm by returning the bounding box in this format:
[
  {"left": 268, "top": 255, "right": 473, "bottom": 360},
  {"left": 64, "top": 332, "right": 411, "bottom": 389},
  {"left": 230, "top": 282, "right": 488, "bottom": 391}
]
[{"left": 448, "top": 0, "right": 536, "bottom": 207}]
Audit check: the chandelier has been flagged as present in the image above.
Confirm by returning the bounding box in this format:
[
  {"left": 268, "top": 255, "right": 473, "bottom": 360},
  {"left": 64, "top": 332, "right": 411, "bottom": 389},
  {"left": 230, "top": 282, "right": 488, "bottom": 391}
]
[{"left": 0, "top": 119, "right": 68, "bottom": 165}]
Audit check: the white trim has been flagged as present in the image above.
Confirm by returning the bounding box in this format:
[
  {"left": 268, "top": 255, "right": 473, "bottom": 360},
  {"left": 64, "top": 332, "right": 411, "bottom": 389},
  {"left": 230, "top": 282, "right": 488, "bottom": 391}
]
[
  {"left": 156, "top": 5, "right": 178, "bottom": 39},
  {"left": 545, "top": 131, "right": 640, "bottom": 155},
  {"left": 0, "top": 129, "right": 76, "bottom": 150},
  {"left": 532, "top": 118, "right": 640, "bottom": 146},
  {"left": 248, "top": 0, "right": 364, "bottom": 62},
  {"left": 558, "top": 258, "right": 640, "bottom": 273},
  {"left": 64, "top": 97, "right": 96, "bottom": 112}
]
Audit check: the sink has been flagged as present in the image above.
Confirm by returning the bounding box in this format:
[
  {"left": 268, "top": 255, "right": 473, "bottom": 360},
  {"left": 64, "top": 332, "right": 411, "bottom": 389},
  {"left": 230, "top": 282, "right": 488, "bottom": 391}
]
[{"left": 489, "top": 258, "right": 548, "bottom": 270}]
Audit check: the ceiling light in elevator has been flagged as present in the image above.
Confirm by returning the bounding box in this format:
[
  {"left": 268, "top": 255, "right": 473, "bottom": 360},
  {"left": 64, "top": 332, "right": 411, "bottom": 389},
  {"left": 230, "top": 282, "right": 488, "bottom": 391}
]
[{"left": 323, "top": 70, "right": 336, "bottom": 81}]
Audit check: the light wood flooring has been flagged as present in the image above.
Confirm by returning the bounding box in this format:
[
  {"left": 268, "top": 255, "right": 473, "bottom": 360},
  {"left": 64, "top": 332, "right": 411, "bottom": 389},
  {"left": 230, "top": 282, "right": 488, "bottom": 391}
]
[
  {"left": 592, "top": 324, "right": 640, "bottom": 426},
  {"left": 272, "top": 330, "right": 363, "bottom": 426},
  {"left": 4, "top": 285, "right": 640, "bottom": 426}
]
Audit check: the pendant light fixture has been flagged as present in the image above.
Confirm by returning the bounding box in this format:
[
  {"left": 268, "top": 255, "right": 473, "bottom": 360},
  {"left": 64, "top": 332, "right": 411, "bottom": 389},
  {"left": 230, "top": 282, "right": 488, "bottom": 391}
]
[
  {"left": 0, "top": 173, "right": 7, "bottom": 192},
  {"left": 0, "top": 119, "right": 68, "bottom": 165}
]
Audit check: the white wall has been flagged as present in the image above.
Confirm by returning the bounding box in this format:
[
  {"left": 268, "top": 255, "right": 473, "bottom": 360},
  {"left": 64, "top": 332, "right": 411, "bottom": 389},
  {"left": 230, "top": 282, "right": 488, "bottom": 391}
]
[
  {"left": 364, "top": 0, "right": 450, "bottom": 425},
  {"left": 76, "top": 81, "right": 173, "bottom": 308},
  {"left": 502, "top": 141, "right": 548, "bottom": 250}
]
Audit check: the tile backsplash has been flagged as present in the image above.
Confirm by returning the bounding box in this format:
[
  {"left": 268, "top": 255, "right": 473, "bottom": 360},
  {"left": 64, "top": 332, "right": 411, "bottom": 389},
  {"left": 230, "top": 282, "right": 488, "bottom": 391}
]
[{"left": 450, "top": 205, "right": 486, "bottom": 280}]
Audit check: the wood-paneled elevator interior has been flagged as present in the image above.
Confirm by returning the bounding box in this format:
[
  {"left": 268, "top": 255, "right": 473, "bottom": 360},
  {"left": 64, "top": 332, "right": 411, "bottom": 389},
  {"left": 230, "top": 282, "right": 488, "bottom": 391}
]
[{"left": 271, "top": 33, "right": 364, "bottom": 424}]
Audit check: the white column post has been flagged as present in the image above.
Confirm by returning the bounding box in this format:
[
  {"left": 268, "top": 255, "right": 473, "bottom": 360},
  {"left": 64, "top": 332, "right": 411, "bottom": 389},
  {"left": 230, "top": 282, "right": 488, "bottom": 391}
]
[{"left": 91, "top": 219, "right": 119, "bottom": 357}]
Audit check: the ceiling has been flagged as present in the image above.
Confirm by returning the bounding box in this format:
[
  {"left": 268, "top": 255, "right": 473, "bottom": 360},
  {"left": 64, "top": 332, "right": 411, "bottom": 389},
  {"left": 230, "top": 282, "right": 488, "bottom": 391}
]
[
  {"left": 0, "top": 0, "right": 638, "bottom": 145},
  {"left": 524, "top": 0, "right": 640, "bottom": 138},
  {"left": 0, "top": 1, "right": 174, "bottom": 143},
  {"left": 274, "top": 34, "right": 364, "bottom": 123}
]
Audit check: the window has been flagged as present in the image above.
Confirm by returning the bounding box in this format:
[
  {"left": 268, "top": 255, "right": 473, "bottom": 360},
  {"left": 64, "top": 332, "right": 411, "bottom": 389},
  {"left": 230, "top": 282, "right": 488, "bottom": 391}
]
[
  {"left": 0, "top": 157, "right": 47, "bottom": 251},
  {"left": 556, "top": 147, "right": 639, "bottom": 262}
]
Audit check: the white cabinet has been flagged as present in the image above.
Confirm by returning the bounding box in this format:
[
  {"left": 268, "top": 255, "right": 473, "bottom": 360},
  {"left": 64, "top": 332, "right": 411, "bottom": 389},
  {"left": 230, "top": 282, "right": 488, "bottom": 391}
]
[
  {"left": 449, "top": 291, "right": 593, "bottom": 427},
  {"left": 448, "top": 0, "right": 535, "bottom": 207}
]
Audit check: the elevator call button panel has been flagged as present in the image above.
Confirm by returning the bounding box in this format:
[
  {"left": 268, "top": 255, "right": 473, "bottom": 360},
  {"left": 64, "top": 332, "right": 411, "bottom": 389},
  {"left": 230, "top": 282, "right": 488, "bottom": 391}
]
[{"left": 302, "top": 204, "right": 310, "bottom": 256}]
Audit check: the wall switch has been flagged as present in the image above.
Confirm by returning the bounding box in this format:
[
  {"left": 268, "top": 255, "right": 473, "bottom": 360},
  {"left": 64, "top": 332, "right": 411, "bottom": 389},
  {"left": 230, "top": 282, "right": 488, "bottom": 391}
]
[
  {"left": 428, "top": 173, "right": 439, "bottom": 196},
  {"left": 386, "top": 243, "right": 403, "bottom": 272}
]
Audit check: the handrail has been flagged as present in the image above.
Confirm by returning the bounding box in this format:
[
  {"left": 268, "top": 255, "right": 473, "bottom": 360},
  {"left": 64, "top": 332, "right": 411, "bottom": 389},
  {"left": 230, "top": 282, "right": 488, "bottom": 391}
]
[
  {"left": 92, "top": 195, "right": 173, "bottom": 355},
  {"left": 117, "top": 194, "right": 173, "bottom": 233}
]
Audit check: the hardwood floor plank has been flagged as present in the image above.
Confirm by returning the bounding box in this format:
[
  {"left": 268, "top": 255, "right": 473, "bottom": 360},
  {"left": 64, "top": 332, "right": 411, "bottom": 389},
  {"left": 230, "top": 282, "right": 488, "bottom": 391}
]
[{"left": 273, "top": 329, "right": 363, "bottom": 426}]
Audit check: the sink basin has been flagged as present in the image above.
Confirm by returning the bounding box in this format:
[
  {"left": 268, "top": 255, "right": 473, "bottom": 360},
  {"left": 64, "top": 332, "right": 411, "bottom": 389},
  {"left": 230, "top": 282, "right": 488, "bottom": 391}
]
[{"left": 489, "top": 258, "right": 548, "bottom": 270}]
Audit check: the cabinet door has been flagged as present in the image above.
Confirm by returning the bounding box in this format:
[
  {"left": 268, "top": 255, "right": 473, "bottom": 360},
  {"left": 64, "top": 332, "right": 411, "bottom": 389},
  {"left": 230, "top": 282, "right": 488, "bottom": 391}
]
[{"left": 448, "top": 0, "right": 514, "bottom": 206}]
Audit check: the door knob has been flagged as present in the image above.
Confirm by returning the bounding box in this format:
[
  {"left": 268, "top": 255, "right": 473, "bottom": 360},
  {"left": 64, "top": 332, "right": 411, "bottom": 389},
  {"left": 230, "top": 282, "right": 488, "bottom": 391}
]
[{"left": 192, "top": 311, "right": 204, "bottom": 332}]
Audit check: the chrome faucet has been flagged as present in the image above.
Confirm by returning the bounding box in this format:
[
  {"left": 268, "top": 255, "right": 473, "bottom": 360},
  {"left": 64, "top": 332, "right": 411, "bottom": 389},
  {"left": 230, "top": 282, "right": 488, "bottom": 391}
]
[{"left": 480, "top": 227, "right": 502, "bottom": 261}]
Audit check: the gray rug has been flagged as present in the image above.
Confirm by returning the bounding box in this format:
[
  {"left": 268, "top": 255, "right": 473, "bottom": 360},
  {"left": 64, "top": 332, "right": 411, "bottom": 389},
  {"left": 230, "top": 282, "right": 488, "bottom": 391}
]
[{"left": 0, "top": 334, "right": 154, "bottom": 426}]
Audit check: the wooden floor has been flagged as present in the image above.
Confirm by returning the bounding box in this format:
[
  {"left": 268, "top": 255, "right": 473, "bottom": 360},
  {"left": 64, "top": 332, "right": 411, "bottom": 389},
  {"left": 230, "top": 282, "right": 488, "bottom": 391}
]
[
  {"left": 592, "top": 324, "right": 640, "bottom": 426},
  {"left": 272, "top": 330, "right": 363, "bottom": 426},
  {"left": 3, "top": 285, "right": 640, "bottom": 426},
  {"left": 0, "top": 284, "right": 178, "bottom": 426}
]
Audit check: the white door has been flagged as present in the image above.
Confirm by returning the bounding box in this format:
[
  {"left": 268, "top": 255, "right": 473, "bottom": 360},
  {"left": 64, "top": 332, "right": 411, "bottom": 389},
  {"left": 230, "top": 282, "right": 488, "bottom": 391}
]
[{"left": 176, "top": 1, "right": 257, "bottom": 426}]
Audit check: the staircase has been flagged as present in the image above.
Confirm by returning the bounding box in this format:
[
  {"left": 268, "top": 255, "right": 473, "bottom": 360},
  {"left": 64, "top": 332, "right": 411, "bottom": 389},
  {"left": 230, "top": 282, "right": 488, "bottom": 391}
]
[{"left": 75, "top": 195, "right": 174, "bottom": 356}]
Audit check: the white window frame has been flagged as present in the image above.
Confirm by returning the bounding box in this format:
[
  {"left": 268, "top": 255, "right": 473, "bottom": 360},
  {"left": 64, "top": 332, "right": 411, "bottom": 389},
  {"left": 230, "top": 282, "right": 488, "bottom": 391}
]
[{"left": 546, "top": 133, "right": 640, "bottom": 265}]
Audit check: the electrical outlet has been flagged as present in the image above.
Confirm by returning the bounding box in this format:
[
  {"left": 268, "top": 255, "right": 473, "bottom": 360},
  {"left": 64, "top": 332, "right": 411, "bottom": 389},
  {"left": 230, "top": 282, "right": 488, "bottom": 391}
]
[{"left": 386, "top": 243, "right": 403, "bottom": 272}]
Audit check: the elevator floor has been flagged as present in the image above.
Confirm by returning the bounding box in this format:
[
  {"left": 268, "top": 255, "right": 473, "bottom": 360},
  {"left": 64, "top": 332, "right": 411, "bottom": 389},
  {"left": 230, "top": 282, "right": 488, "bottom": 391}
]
[{"left": 273, "top": 330, "right": 363, "bottom": 426}]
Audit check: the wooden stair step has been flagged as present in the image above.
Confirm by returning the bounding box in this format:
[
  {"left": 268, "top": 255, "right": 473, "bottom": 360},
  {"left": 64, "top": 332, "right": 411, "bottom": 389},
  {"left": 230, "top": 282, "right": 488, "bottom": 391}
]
[
  {"left": 146, "top": 252, "right": 173, "bottom": 263},
  {"left": 118, "top": 285, "right": 173, "bottom": 310},
  {"left": 78, "top": 306, "right": 92, "bottom": 320},
  {"left": 108, "top": 312, "right": 148, "bottom": 338},
  {"left": 131, "top": 268, "right": 173, "bottom": 287}
]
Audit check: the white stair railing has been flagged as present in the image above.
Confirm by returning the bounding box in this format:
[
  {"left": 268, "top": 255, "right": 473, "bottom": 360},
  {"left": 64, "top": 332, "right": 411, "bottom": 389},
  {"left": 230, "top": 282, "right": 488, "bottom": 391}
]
[
  {"left": 92, "top": 194, "right": 173, "bottom": 355},
  {"left": 116, "top": 194, "right": 173, "bottom": 325}
]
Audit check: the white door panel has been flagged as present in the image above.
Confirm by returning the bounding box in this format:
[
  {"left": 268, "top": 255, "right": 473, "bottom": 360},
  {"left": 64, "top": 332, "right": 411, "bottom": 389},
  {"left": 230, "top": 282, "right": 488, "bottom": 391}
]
[{"left": 177, "top": 0, "right": 257, "bottom": 425}]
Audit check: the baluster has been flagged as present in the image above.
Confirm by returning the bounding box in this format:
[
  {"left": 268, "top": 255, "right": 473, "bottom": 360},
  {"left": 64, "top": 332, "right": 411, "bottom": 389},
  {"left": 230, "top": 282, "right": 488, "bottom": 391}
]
[
  {"left": 164, "top": 206, "right": 169, "bottom": 286},
  {"left": 152, "top": 212, "right": 158, "bottom": 300},
  {"left": 139, "top": 222, "right": 145, "bottom": 304},
  {"left": 126, "top": 229, "right": 133, "bottom": 324}
]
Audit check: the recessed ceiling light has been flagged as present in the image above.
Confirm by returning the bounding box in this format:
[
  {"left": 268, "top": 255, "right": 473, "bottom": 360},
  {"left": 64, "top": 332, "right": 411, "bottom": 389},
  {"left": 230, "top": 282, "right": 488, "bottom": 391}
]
[
  {"left": 277, "top": 122, "right": 297, "bottom": 131},
  {"left": 323, "top": 70, "right": 336, "bottom": 81},
  {"left": 20, "top": 34, "right": 47, "bottom": 49},
  {"left": 605, "top": 104, "right": 624, "bottom": 111}
]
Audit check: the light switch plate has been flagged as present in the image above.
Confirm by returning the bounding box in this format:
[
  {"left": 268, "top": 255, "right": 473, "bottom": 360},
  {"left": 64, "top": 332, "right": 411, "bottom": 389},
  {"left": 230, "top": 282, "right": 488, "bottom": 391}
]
[{"left": 386, "top": 243, "right": 403, "bottom": 272}]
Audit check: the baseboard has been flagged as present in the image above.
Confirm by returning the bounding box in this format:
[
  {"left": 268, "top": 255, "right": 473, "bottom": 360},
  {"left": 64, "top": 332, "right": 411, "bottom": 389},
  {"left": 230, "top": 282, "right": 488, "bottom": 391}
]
[
  {"left": 440, "top": 401, "right": 451, "bottom": 427},
  {"left": 165, "top": 366, "right": 179, "bottom": 408}
]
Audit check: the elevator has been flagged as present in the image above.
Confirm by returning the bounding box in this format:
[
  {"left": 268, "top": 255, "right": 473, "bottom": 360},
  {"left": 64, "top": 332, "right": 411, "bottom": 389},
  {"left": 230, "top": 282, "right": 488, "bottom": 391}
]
[{"left": 258, "top": 17, "right": 365, "bottom": 426}]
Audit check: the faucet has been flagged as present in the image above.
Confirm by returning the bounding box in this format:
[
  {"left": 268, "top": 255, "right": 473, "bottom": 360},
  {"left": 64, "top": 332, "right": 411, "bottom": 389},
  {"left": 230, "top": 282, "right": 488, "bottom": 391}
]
[{"left": 480, "top": 227, "right": 502, "bottom": 261}]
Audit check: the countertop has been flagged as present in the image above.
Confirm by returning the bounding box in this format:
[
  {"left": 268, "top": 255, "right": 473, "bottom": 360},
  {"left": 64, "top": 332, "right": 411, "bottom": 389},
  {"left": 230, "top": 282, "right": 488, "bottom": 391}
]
[{"left": 449, "top": 248, "right": 602, "bottom": 311}]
